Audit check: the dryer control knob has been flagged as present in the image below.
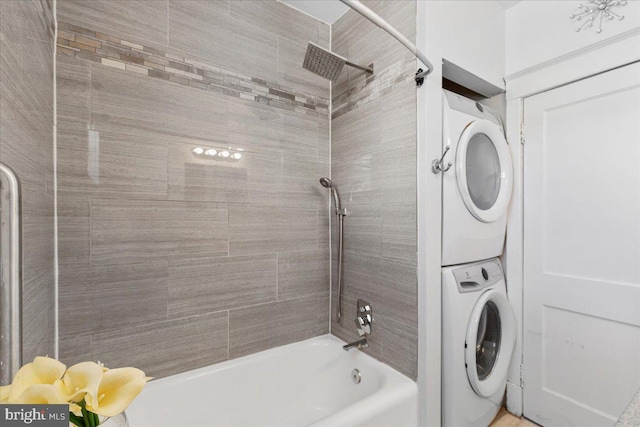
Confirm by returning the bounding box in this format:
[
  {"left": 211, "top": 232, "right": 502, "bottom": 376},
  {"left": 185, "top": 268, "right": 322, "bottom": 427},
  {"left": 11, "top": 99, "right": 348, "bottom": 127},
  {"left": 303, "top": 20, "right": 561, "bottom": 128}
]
[{"left": 481, "top": 268, "right": 489, "bottom": 281}]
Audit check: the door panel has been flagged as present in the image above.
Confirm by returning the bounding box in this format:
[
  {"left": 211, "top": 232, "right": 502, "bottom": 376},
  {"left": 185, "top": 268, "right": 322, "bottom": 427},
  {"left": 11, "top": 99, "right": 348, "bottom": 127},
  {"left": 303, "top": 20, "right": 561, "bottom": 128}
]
[{"left": 524, "top": 61, "right": 640, "bottom": 427}]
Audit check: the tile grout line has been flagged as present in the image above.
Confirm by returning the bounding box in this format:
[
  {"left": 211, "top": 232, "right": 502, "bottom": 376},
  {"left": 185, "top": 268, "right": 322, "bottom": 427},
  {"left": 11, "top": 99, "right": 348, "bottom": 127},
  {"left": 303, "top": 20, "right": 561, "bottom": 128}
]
[
  {"left": 328, "top": 20, "right": 333, "bottom": 335},
  {"left": 88, "top": 62, "right": 92, "bottom": 127},
  {"left": 88, "top": 198, "right": 92, "bottom": 266},
  {"left": 53, "top": 0, "right": 59, "bottom": 359},
  {"left": 166, "top": 0, "right": 169, "bottom": 47},
  {"left": 226, "top": 310, "right": 230, "bottom": 360}
]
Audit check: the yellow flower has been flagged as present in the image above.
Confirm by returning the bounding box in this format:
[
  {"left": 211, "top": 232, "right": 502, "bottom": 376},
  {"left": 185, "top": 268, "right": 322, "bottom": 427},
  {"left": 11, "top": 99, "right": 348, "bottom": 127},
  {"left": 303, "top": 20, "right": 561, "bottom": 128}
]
[
  {"left": 10, "top": 384, "right": 67, "bottom": 405},
  {"left": 85, "top": 367, "right": 150, "bottom": 417},
  {"left": 0, "top": 385, "right": 11, "bottom": 403},
  {"left": 54, "top": 361, "right": 104, "bottom": 403},
  {"left": 15, "top": 385, "right": 82, "bottom": 416},
  {"left": 69, "top": 402, "right": 83, "bottom": 417},
  {"left": 8, "top": 356, "right": 66, "bottom": 403}
]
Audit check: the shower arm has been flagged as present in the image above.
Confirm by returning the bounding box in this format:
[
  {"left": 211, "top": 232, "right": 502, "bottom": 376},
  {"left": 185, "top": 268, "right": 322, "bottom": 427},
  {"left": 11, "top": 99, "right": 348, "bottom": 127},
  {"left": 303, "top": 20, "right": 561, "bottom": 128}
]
[
  {"left": 345, "top": 60, "right": 373, "bottom": 74},
  {"left": 338, "top": 0, "right": 434, "bottom": 87}
]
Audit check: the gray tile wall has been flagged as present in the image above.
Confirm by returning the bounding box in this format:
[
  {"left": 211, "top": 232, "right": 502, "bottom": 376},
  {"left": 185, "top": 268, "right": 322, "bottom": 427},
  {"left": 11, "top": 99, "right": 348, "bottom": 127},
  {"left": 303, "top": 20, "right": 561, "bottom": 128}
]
[
  {"left": 330, "top": 0, "right": 418, "bottom": 379},
  {"left": 56, "top": 0, "right": 331, "bottom": 378},
  {"left": 0, "top": 0, "right": 56, "bottom": 362}
]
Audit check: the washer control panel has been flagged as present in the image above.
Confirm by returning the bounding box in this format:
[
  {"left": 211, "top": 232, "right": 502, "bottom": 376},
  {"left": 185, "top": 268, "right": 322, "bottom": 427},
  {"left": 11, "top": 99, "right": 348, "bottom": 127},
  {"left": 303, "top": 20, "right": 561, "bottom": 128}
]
[{"left": 452, "top": 259, "right": 503, "bottom": 293}]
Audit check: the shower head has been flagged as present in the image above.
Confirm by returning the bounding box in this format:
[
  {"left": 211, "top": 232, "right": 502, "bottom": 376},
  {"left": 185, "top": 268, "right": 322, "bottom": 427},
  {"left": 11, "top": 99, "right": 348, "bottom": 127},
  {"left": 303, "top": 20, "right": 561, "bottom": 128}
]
[
  {"left": 319, "top": 177, "right": 333, "bottom": 188},
  {"left": 319, "top": 177, "right": 343, "bottom": 215},
  {"left": 303, "top": 43, "right": 346, "bottom": 81},
  {"left": 303, "top": 42, "right": 373, "bottom": 81}
]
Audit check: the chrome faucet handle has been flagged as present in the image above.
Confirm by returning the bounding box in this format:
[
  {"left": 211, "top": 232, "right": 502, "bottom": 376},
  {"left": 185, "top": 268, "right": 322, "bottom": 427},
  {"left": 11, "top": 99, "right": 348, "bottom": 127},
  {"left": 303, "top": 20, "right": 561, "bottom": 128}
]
[
  {"left": 355, "top": 299, "right": 372, "bottom": 337},
  {"left": 355, "top": 317, "right": 371, "bottom": 336}
]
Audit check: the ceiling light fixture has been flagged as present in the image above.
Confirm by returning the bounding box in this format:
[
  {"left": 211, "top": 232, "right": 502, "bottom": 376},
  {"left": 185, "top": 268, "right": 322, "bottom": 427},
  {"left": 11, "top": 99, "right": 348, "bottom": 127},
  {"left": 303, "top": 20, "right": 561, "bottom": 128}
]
[{"left": 571, "top": 0, "right": 627, "bottom": 33}]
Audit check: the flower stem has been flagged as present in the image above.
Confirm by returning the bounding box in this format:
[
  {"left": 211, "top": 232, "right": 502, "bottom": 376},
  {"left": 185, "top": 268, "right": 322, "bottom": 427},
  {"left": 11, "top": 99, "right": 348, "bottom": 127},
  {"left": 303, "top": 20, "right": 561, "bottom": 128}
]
[
  {"left": 80, "top": 400, "right": 95, "bottom": 427},
  {"left": 85, "top": 409, "right": 95, "bottom": 427},
  {"left": 69, "top": 413, "right": 84, "bottom": 427}
]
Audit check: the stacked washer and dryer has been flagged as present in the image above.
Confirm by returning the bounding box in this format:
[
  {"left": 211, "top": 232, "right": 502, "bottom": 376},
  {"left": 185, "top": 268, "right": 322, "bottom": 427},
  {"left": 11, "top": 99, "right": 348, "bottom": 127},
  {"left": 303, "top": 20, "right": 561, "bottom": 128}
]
[{"left": 440, "top": 90, "right": 516, "bottom": 427}]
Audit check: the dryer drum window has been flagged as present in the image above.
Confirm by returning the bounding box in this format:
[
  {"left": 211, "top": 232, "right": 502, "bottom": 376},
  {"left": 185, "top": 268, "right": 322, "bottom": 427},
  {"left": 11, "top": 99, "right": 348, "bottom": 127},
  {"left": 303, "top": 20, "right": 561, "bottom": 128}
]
[
  {"left": 466, "top": 133, "right": 501, "bottom": 211},
  {"left": 475, "top": 300, "right": 501, "bottom": 381}
]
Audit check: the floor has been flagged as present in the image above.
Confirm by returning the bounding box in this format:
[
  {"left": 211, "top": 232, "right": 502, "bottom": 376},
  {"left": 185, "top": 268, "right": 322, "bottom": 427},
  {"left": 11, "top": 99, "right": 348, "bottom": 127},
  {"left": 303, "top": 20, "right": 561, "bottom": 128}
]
[{"left": 490, "top": 408, "right": 538, "bottom": 427}]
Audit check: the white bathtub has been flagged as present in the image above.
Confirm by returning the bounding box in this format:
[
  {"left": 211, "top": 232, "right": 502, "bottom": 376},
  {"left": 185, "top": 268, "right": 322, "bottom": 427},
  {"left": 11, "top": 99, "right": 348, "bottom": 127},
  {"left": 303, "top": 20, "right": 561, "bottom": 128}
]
[{"left": 126, "top": 335, "right": 417, "bottom": 427}]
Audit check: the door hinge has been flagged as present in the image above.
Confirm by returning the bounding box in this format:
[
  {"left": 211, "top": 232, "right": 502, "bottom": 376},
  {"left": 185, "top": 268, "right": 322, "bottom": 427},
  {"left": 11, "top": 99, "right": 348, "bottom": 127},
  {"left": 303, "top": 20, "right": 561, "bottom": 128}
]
[
  {"left": 520, "top": 122, "right": 525, "bottom": 145},
  {"left": 519, "top": 363, "right": 525, "bottom": 387}
]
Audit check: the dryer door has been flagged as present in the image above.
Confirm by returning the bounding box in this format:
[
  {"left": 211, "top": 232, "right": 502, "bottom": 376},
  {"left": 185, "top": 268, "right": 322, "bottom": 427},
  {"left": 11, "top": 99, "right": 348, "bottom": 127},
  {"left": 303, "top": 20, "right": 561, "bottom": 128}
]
[
  {"left": 456, "top": 120, "right": 512, "bottom": 223},
  {"left": 465, "top": 288, "right": 516, "bottom": 398}
]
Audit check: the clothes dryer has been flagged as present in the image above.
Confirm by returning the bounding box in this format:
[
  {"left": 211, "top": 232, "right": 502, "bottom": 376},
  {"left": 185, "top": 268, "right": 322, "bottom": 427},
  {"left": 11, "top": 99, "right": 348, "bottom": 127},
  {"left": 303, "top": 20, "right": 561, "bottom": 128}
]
[{"left": 442, "top": 90, "right": 512, "bottom": 266}]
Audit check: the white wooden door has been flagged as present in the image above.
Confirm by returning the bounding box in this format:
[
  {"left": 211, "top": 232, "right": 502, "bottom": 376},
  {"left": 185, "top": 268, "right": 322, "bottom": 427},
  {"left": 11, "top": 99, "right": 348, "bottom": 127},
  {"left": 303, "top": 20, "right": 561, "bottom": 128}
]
[{"left": 523, "top": 61, "right": 640, "bottom": 427}]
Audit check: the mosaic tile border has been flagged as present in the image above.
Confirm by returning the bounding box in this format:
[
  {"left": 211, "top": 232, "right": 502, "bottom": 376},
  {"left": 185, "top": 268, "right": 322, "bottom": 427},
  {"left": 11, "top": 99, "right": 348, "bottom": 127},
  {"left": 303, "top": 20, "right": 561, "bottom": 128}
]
[
  {"left": 331, "top": 58, "right": 417, "bottom": 120},
  {"left": 56, "top": 22, "right": 329, "bottom": 117}
]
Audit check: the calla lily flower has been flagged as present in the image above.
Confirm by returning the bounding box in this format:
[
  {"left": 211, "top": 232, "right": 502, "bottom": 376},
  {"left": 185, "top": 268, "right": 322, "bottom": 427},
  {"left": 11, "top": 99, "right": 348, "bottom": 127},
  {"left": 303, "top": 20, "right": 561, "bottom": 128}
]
[
  {"left": 0, "top": 385, "right": 11, "bottom": 402},
  {"left": 8, "top": 356, "right": 66, "bottom": 403},
  {"left": 85, "top": 367, "right": 150, "bottom": 417},
  {"left": 69, "top": 403, "right": 82, "bottom": 417},
  {"left": 54, "top": 361, "right": 104, "bottom": 403},
  {"left": 11, "top": 383, "right": 67, "bottom": 405},
  {"left": 4, "top": 357, "right": 149, "bottom": 420}
]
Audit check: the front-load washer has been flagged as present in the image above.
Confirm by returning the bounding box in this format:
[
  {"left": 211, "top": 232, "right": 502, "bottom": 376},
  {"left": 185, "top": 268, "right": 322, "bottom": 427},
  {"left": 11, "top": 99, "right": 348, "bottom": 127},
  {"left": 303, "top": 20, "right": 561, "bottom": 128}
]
[
  {"left": 442, "top": 258, "right": 516, "bottom": 427},
  {"left": 442, "top": 90, "right": 513, "bottom": 266}
]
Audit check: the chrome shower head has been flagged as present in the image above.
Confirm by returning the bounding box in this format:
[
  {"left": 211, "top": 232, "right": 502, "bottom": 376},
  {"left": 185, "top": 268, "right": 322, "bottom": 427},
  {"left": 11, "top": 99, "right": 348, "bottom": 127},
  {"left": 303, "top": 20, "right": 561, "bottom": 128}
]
[
  {"left": 303, "top": 42, "right": 346, "bottom": 81},
  {"left": 319, "top": 177, "right": 333, "bottom": 188},
  {"left": 303, "top": 42, "right": 373, "bottom": 81},
  {"left": 319, "top": 177, "right": 343, "bottom": 215}
]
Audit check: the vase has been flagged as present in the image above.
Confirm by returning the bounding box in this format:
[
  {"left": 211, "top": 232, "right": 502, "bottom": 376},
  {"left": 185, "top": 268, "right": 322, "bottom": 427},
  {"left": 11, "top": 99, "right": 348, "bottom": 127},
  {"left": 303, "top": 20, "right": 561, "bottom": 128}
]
[{"left": 99, "top": 412, "right": 128, "bottom": 427}]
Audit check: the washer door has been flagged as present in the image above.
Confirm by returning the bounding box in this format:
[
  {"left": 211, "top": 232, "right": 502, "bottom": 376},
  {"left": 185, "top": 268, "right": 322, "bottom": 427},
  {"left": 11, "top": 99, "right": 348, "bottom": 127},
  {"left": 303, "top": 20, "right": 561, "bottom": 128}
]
[
  {"left": 465, "top": 288, "right": 516, "bottom": 398},
  {"left": 456, "top": 120, "right": 512, "bottom": 223}
]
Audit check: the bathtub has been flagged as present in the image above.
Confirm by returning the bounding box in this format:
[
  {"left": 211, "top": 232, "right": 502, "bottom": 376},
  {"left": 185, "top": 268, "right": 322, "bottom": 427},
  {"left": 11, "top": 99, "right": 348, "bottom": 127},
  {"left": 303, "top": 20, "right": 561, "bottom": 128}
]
[{"left": 126, "top": 335, "right": 417, "bottom": 427}]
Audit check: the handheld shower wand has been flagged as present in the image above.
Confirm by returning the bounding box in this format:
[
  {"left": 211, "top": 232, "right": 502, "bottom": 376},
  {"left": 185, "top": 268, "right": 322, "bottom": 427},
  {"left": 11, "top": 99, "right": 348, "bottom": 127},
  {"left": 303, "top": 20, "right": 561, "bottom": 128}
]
[
  {"left": 320, "top": 177, "right": 347, "bottom": 323},
  {"left": 319, "top": 177, "right": 343, "bottom": 215}
]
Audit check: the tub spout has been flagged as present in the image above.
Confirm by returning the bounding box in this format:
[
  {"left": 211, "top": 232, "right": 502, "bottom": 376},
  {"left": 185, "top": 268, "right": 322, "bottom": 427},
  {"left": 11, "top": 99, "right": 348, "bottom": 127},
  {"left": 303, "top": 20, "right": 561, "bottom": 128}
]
[{"left": 343, "top": 338, "right": 368, "bottom": 351}]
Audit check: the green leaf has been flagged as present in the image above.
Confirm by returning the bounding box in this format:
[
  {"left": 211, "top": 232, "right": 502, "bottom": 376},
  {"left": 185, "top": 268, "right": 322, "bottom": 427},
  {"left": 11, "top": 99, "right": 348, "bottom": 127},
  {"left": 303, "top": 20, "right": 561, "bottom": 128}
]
[{"left": 93, "top": 411, "right": 101, "bottom": 426}]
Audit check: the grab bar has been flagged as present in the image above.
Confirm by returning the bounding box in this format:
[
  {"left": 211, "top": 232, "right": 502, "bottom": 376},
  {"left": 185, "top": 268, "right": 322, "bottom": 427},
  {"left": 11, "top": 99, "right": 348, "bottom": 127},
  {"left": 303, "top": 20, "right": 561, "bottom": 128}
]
[{"left": 0, "top": 162, "right": 22, "bottom": 385}]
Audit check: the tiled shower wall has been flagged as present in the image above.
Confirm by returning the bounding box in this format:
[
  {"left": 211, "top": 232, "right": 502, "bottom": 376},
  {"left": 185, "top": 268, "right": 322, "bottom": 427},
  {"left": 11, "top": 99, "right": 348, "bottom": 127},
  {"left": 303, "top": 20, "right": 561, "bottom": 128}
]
[
  {"left": 330, "top": 0, "right": 418, "bottom": 379},
  {"left": 56, "top": 0, "right": 331, "bottom": 378},
  {"left": 0, "top": 0, "right": 56, "bottom": 361}
]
